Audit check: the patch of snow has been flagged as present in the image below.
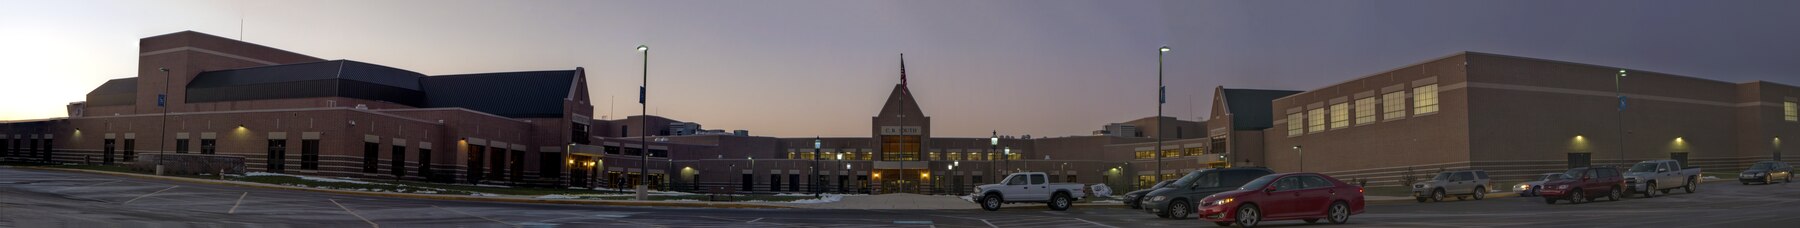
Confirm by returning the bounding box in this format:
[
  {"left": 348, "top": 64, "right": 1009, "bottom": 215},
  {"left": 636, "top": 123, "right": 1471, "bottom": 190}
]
[
  {"left": 1703, "top": 176, "right": 1720, "bottom": 181},
  {"left": 1091, "top": 200, "right": 1123, "bottom": 204},
  {"left": 663, "top": 199, "right": 700, "bottom": 202},
  {"left": 785, "top": 194, "right": 844, "bottom": 204},
  {"left": 246, "top": 172, "right": 376, "bottom": 184},
  {"left": 536, "top": 194, "right": 580, "bottom": 199},
  {"left": 417, "top": 191, "right": 438, "bottom": 194},
  {"left": 474, "top": 184, "right": 514, "bottom": 188},
  {"left": 471, "top": 193, "right": 500, "bottom": 197}
]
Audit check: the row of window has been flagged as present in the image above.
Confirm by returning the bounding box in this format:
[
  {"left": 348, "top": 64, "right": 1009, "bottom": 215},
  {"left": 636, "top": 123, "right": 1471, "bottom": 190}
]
[
  {"left": 1288, "top": 84, "right": 1439, "bottom": 137},
  {"left": 782, "top": 151, "right": 1032, "bottom": 161},
  {"left": 1785, "top": 100, "right": 1796, "bottom": 122},
  {"left": 1131, "top": 147, "right": 1207, "bottom": 159},
  {"left": 0, "top": 138, "right": 52, "bottom": 160}
]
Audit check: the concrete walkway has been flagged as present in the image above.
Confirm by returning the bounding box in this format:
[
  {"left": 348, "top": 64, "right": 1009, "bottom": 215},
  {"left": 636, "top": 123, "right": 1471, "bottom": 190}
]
[{"left": 791, "top": 193, "right": 1124, "bottom": 210}]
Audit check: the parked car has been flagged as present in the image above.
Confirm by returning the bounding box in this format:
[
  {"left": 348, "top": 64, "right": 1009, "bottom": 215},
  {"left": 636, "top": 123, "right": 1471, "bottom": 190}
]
[
  {"left": 1124, "top": 180, "right": 1174, "bottom": 209},
  {"left": 1514, "top": 173, "right": 1571, "bottom": 197},
  {"left": 1411, "top": 170, "right": 1491, "bottom": 202},
  {"left": 1624, "top": 159, "right": 1701, "bottom": 198},
  {"left": 1538, "top": 166, "right": 1624, "bottom": 204},
  {"left": 1197, "top": 173, "right": 1365, "bottom": 227},
  {"left": 1140, "top": 167, "right": 1275, "bottom": 219},
  {"left": 970, "top": 172, "right": 1087, "bottom": 211},
  {"left": 1739, "top": 161, "right": 1794, "bottom": 185}
]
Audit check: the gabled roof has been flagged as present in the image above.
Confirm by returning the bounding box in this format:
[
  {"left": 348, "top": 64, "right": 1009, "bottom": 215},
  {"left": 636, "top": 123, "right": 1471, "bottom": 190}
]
[
  {"left": 874, "top": 84, "right": 925, "bottom": 118},
  {"left": 85, "top": 77, "right": 138, "bottom": 106},
  {"left": 186, "top": 60, "right": 427, "bottom": 105},
  {"left": 1220, "top": 88, "right": 1301, "bottom": 130},
  {"left": 421, "top": 70, "right": 579, "bottom": 118}
]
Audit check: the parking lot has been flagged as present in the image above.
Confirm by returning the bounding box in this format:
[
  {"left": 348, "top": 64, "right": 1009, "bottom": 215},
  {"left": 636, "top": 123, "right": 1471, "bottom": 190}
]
[{"left": 3, "top": 167, "right": 1798, "bottom": 227}]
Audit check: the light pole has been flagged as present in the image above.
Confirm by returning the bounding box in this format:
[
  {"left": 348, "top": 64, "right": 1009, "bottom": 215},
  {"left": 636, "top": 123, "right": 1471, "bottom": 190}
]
[
  {"left": 1615, "top": 69, "right": 1627, "bottom": 166},
  {"left": 156, "top": 67, "right": 171, "bottom": 175},
  {"left": 990, "top": 131, "right": 999, "bottom": 174},
  {"left": 1156, "top": 45, "right": 1170, "bottom": 182},
  {"left": 1292, "top": 145, "right": 1304, "bottom": 172},
  {"left": 813, "top": 137, "right": 821, "bottom": 196},
  {"left": 1004, "top": 147, "right": 1012, "bottom": 172},
  {"left": 837, "top": 153, "right": 844, "bottom": 193},
  {"left": 635, "top": 44, "right": 650, "bottom": 200}
]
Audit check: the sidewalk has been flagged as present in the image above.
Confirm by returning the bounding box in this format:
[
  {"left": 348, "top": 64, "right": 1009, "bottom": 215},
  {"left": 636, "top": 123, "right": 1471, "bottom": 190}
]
[{"left": 792, "top": 193, "right": 1124, "bottom": 210}]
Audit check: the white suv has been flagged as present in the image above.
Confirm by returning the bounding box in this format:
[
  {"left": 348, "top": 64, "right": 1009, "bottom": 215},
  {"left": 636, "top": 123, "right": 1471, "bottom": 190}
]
[{"left": 1412, "top": 170, "right": 1491, "bottom": 202}]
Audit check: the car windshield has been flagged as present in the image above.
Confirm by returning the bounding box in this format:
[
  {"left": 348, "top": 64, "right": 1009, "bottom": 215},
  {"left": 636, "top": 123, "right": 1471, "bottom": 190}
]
[
  {"left": 1150, "top": 180, "right": 1175, "bottom": 189},
  {"left": 1628, "top": 163, "right": 1658, "bottom": 172},
  {"left": 1749, "top": 163, "right": 1774, "bottom": 170},
  {"left": 1239, "top": 174, "right": 1281, "bottom": 190},
  {"left": 1563, "top": 169, "right": 1587, "bottom": 178},
  {"left": 1431, "top": 173, "right": 1451, "bottom": 181},
  {"left": 1540, "top": 174, "right": 1568, "bottom": 181}
]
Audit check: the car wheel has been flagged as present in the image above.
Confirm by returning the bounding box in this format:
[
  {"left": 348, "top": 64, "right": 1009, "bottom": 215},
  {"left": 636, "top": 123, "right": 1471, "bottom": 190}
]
[
  {"left": 1608, "top": 187, "right": 1621, "bottom": 201},
  {"left": 1641, "top": 182, "right": 1657, "bottom": 198},
  {"left": 1684, "top": 178, "right": 1696, "bottom": 193},
  {"left": 1570, "top": 190, "right": 1584, "bottom": 204},
  {"left": 1431, "top": 189, "right": 1445, "bottom": 202},
  {"left": 981, "top": 194, "right": 1003, "bottom": 211},
  {"left": 1235, "top": 204, "right": 1261, "bottom": 228},
  {"left": 1048, "top": 193, "right": 1072, "bottom": 211},
  {"left": 1214, "top": 222, "right": 1233, "bottom": 227},
  {"left": 1167, "top": 200, "right": 1191, "bottom": 219},
  {"left": 1327, "top": 201, "right": 1351, "bottom": 224},
  {"left": 1473, "top": 187, "right": 1486, "bottom": 200}
]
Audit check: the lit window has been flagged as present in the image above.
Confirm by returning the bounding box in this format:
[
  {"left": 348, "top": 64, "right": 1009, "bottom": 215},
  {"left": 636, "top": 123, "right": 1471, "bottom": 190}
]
[
  {"left": 1287, "top": 113, "right": 1304, "bottom": 137},
  {"left": 1329, "top": 103, "right": 1349, "bottom": 129},
  {"left": 1009, "top": 153, "right": 1021, "bottom": 160},
  {"left": 788, "top": 152, "right": 796, "bottom": 159},
  {"left": 1307, "top": 108, "right": 1325, "bottom": 133},
  {"left": 928, "top": 152, "right": 939, "bottom": 161},
  {"left": 948, "top": 152, "right": 960, "bottom": 161},
  {"left": 1383, "top": 91, "right": 1407, "bottom": 120},
  {"left": 1414, "top": 84, "right": 1439, "bottom": 115},
  {"left": 1162, "top": 149, "right": 1180, "bottom": 158},
  {"left": 1785, "top": 101, "right": 1797, "bottom": 122},
  {"left": 1354, "top": 97, "right": 1375, "bottom": 125},
  {"left": 1135, "top": 150, "right": 1154, "bottom": 159},
  {"left": 1185, "top": 147, "right": 1204, "bottom": 156}
]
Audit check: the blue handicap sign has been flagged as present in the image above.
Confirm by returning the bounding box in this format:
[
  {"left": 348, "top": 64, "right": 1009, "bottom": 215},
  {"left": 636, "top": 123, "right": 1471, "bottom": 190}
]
[
  {"left": 1618, "top": 96, "right": 1627, "bottom": 111},
  {"left": 157, "top": 94, "right": 166, "bottom": 107}
]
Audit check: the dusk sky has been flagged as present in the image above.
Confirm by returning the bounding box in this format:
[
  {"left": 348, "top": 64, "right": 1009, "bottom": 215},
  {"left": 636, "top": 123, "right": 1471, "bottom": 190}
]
[{"left": 3, "top": 0, "right": 1797, "bottom": 137}]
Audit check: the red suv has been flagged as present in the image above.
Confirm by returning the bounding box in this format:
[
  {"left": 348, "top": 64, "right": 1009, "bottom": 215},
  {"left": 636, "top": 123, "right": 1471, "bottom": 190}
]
[
  {"left": 1197, "top": 173, "right": 1365, "bottom": 227},
  {"left": 1537, "top": 166, "right": 1625, "bottom": 204}
]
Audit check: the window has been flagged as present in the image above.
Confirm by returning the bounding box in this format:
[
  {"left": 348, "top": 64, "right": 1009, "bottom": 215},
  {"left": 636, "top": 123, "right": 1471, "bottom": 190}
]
[
  {"left": 928, "top": 152, "right": 939, "bottom": 161},
  {"left": 788, "top": 152, "right": 796, "bottom": 159},
  {"left": 539, "top": 152, "right": 560, "bottom": 178},
  {"left": 1414, "top": 84, "right": 1439, "bottom": 115},
  {"left": 572, "top": 123, "right": 590, "bottom": 144},
  {"left": 175, "top": 139, "right": 190, "bottom": 154},
  {"left": 1329, "top": 103, "right": 1349, "bottom": 129},
  {"left": 948, "top": 152, "right": 960, "bottom": 161},
  {"left": 1184, "top": 147, "right": 1204, "bottom": 156},
  {"left": 1286, "top": 113, "right": 1303, "bottom": 136},
  {"left": 1135, "top": 150, "right": 1154, "bottom": 159},
  {"left": 1354, "top": 97, "right": 1375, "bottom": 125},
  {"left": 1300, "top": 176, "right": 1332, "bottom": 189},
  {"left": 363, "top": 142, "right": 379, "bottom": 173},
  {"left": 419, "top": 148, "right": 433, "bottom": 177},
  {"left": 103, "top": 139, "right": 115, "bottom": 165},
  {"left": 301, "top": 140, "right": 320, "bottom": 170},
  {"left": 122, "top": 139, "right": 136, "bottom": 162},
  {"left": 1786, "top": 101, "right": 1797, "bottom": 122},
  {"left": 1307, "top": 108, "right": 1325, "bottom": 133},
  {"left": 267, "top": 139, "right": 286, "bottom": 172},
  {"left": 201, "top": 139, "right": 217, "bottom": 154},
  {"left": 789, "top": 174, "right": 800, "bottom": 192},
  {"left": 1383, "top": 91, "right": 1407, "bottom": 120},
  {"left": 392, "top": 145, "right": 406, "bottom": 177},
  {"left": 1162, "top": 149, "right": 1179, "bottom": 158},
  {"left": 770, "top": 174, "right": 781, "bottom": 191},
  {"left": 603, "top": 146, "right": 620, "bottom": 154},
  {"left": 1273, "top": 177, "right": 1302, "bottom": 191},
  {"left": 1009, "top": 153, "right": 1021, "bottom": 160},
  {"left": 1030, "top": 174, "right": 1046, "bottom": 185}
]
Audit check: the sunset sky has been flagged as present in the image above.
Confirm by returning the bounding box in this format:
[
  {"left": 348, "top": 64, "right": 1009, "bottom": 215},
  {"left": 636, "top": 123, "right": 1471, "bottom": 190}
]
[{"left": 2, "top": 0, "right": 1797, "bottom": 137}]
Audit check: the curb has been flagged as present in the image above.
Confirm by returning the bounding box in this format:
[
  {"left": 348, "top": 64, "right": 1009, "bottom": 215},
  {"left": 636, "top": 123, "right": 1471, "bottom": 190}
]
[{"left": 17, "top": 166, "right": 793, "bottom": 209}]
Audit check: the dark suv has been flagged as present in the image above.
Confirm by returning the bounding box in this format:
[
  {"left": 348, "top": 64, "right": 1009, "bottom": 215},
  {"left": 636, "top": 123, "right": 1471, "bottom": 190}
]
[
  {"left": 1140, "top": 167, "right": 1275, "bottom": 219},
  {"left": 1539, "top": 166, "right": 1625, "bottom": 204}
]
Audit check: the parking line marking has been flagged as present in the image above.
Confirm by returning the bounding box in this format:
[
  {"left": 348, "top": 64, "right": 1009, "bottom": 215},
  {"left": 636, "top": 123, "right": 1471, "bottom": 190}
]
[
  {"left": 1073, "top": 218, "right": 1118, "bottom": 228},
  {"left": 431, "top": 205, "right": 515, "bottom": 226},
  {"left": 121, "top": 186, "right": 178, "bottom": 205},
  {"left": 330, "top": 199, "right": 380, "bottom": 228},
  {"left": 980, "top": 219, "right": 997, "bottom": 228},
  {"left": 52, "top": 180, "right": 120, "bottom": 193},
  {"left": 228, "top": 192, "right": 248, "bottom": 214}
]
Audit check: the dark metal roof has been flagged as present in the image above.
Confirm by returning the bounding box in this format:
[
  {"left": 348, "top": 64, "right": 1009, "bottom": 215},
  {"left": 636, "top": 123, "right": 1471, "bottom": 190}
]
[
  {"left": 85, "top": 77, "right": 137, "bottom": 106},
  {"left": 1221, "top": 88, "right": 1301, "bottom": 130},
  {"left": 186, "top": 60, "right": 426, "bottom": 105},
  {"left": 421, "top": 70, "right": 577, "bottom": 118}
]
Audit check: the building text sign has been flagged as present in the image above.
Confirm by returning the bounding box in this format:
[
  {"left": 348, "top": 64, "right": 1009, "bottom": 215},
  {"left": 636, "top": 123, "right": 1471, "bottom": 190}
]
[{"left": 880, "top": 126, "right": 922, "bottom": 135}]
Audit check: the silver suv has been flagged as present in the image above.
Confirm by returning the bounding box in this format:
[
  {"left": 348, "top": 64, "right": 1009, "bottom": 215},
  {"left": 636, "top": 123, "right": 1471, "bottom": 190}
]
[{"left": 1412, "top": 170, "right": 1491, "bottom": 202}]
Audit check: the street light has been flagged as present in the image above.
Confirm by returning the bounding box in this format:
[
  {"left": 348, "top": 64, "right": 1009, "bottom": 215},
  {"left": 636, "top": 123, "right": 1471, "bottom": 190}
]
[
  {"left": 1615, "top": 69, "right": 1627, "bottom": 166},
  {"left": 1292, "top": 145, "right": 1304, "bottom": 172},
  {"left": 635, "top": 44, "right": 650, "bottom": 200},
  {"left": 1004, "top": 147, "right": 1012, "bottom": 172},
  {"left": 1155, "top": 45, "right": 1170, "bottom": 183},
  {"left": 990, "top": 131, "right": 999, "bottom": 175},
  {"left": 813, "top": 136, "right": 821, "bottom": 195},
  {"left": 156, "top": 67, "right": 171, "bottom": 176}
]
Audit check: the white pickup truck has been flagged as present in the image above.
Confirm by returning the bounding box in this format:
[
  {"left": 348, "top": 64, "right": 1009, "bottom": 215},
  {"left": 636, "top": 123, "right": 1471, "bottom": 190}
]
[
  {"left": 1624, "top": 159, "right": 1701, "bottom": 198},
  {"left": 969, "top": 172, "right": 1086, "bottom": 211}
]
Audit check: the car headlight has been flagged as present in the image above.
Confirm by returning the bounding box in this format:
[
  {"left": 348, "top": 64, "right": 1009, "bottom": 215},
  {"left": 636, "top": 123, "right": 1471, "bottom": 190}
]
[
  {"left": 1149, "top": 196, "right": 1168, "bottom": 202},
  {"left": 1556, "top": 185, "right": 1569, "bottom": 190},
  {"left": 1516, "top": 184, "right": 1530, "bottom": 190},
  {"left": 1209, "top": 198, "right": 1234, "bottom": 206}
]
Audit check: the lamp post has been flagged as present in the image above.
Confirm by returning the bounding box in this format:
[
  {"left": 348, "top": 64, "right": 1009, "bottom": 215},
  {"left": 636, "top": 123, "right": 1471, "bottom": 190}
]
[
  {"left": 1292, "top": 145, "right": 1304, "bottom": 172},
  {"left": 990, "top": 131, "right": 999, "bottom": 174},
  {"left": 635, "top": 44, "right": 650, "bottom": 200},
  {"left": 1615, "top": 69, "right": 1627, "bottom": 166},
  {"left": 813, "top": 137, "right": 821, "bottom": 196},
  {"left": 1156, "top": 45, "right": 1170, "bottom": 182},
  {"left": 156, "top": 67, "right": 171, "bottom": 176},
  {"left": 1004, "top": 147, "right": 1012, "bottom": 173}
]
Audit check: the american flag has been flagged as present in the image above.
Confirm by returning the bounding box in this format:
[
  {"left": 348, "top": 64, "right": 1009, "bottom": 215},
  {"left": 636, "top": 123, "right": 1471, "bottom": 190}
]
[{"left": 900, "top": 53, "right": 908, "bottom": 89}]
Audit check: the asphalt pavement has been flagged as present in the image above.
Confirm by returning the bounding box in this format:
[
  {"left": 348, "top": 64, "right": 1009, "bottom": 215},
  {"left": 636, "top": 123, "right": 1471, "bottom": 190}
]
[{"left": 3, "top": 166, "right": 1797, "bottom": 227}]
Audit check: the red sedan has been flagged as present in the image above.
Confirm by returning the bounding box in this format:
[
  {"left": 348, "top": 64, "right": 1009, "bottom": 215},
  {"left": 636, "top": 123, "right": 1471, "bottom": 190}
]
[{"left": 1197, "top": 173, "right": 1365, "bottom": 227}]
